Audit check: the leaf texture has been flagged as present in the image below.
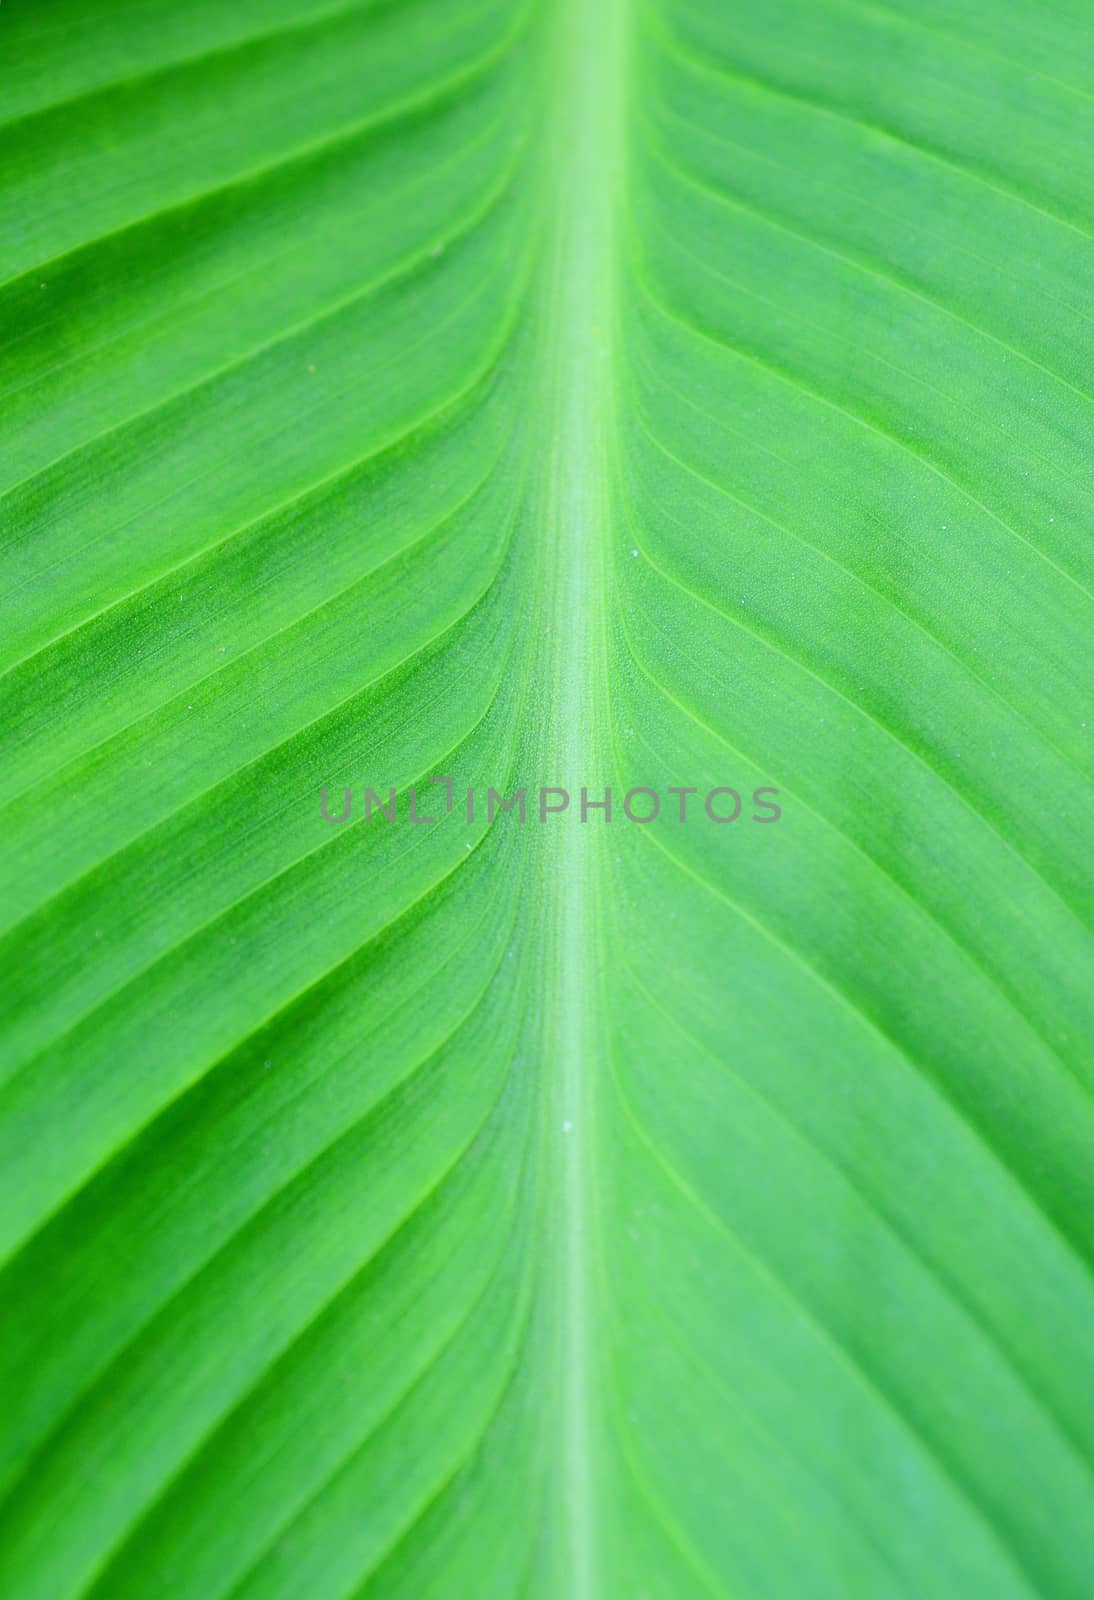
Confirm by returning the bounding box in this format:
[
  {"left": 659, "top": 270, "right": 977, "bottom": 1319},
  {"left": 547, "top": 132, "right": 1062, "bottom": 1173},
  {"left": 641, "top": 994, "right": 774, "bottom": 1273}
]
[{"left": 1, "top": 0, "right": 1092, "bottom": 1595}]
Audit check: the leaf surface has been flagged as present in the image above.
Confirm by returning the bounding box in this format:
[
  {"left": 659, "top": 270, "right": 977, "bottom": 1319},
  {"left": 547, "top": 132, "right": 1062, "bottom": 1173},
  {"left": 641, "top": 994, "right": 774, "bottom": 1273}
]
[{"left": 1, "top": 0, "right": 1092, "bottom": 1595}]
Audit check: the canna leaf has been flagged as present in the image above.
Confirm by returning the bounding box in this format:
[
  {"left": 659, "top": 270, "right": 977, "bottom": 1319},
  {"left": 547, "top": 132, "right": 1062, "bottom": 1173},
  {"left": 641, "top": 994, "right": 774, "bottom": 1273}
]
[{"left": 1, "top": 0, "right": 1092, "bottom": 1595}]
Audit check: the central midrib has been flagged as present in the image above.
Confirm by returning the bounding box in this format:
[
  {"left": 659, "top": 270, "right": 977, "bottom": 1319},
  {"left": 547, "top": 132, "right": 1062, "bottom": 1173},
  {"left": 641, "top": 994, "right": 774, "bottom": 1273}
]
[{"left": 537, "top": 0, "right": 626, "bottom": 1592}]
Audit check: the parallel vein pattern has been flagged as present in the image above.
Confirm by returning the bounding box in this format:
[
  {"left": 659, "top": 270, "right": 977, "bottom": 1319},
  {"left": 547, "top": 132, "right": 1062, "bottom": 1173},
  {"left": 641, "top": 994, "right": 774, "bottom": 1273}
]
[{"left": 1, "top": 0, "right": 1091, "bottom": 1595}]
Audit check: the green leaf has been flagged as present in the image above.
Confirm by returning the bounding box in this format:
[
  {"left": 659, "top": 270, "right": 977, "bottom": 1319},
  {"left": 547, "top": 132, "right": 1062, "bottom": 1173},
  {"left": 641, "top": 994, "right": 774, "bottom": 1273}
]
[{"left": 1, "top": 0, "right": 1092, "bottom": 1594}]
